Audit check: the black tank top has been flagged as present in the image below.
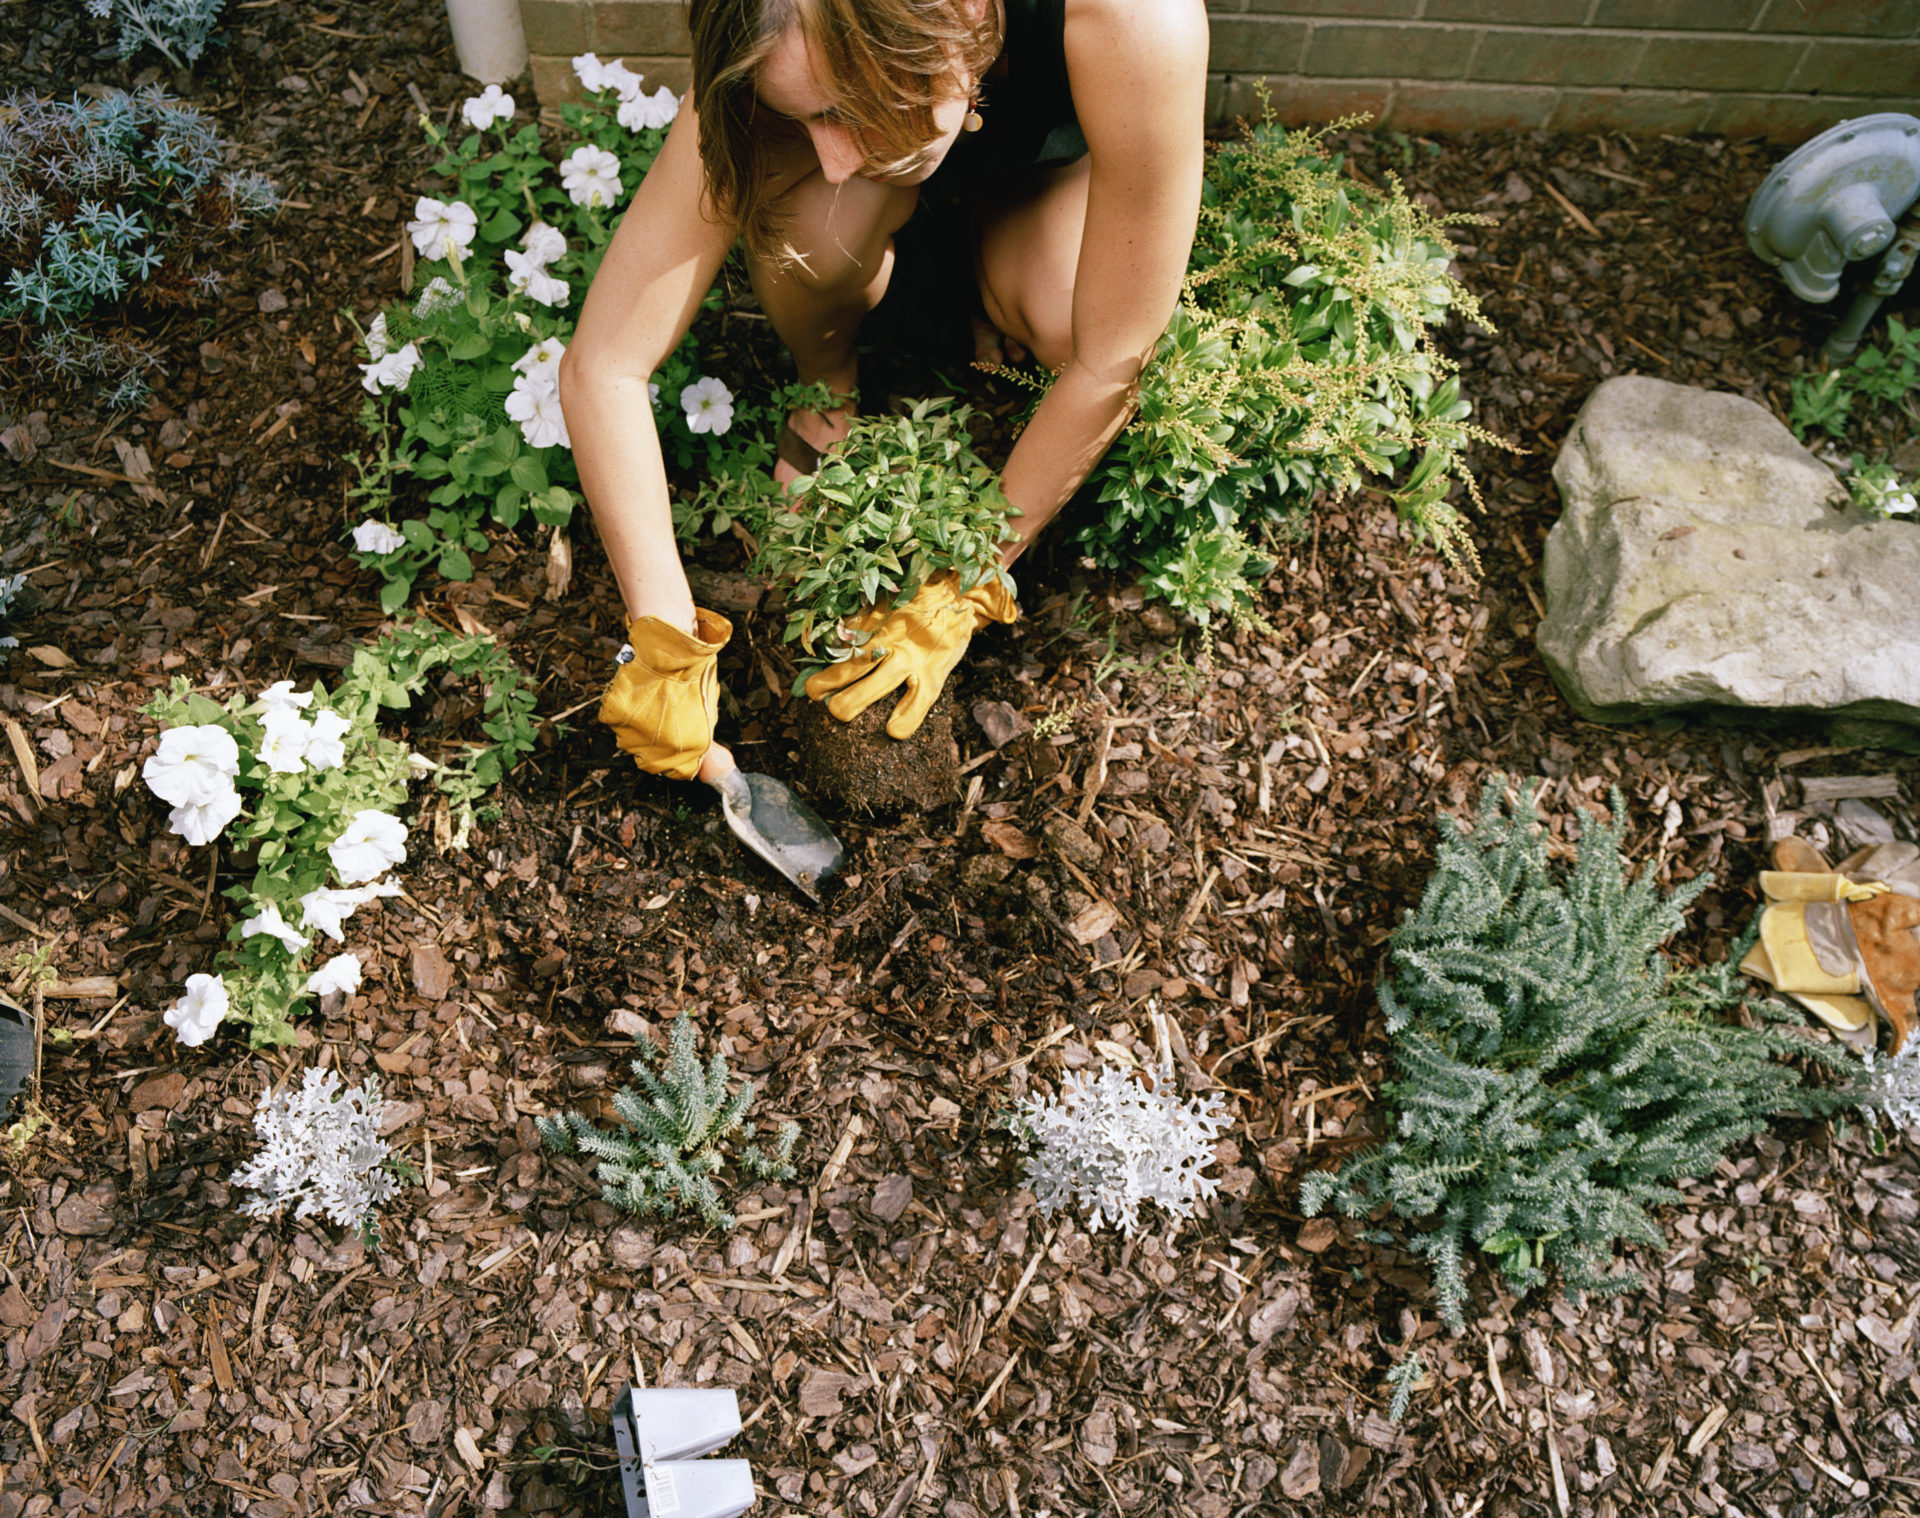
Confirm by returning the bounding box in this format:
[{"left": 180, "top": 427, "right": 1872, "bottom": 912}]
[{"left": 935, "top": 0, "right": 1087, "bottom": 184}]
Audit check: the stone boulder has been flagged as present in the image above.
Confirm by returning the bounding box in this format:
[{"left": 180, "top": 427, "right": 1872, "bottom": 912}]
[{"left": 1538, "top": 375, "right": 1920, "bottom": 728}]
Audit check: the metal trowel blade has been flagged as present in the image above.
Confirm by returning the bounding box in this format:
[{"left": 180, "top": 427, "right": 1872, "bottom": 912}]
[{"left": 711, "top": 770, "right": 845, "bottom": 903}]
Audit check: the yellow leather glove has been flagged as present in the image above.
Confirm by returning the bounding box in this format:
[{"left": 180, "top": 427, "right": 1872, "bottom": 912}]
[
  {"left": 804, "top": 571, "right": 1017, "bottom": 739},
  {"left": 598, "top": 608, "right": 732, "bottom": 781}
]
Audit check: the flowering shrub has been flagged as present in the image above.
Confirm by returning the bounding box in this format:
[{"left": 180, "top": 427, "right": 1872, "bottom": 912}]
[
  {"left": 231, "top": 1068, "right": 405, "bottom": 1243},
  {"left": 350, "top": 60, "right": 777, "bottom": 610},
  {"left": 85, "top": 0, "right": 227, "bottom": 69},
  {"left": 1, "top": 86, "right": 277, "bottom": 407},
  {"left": 1076, "top": 113, "right": 1501, "bottom": 623},
  {"left": 1011, "top": 1049, "right": 1230, "bottom": 1235},
  {"left": 1845, "top": 459, "right": 1918, "bottom": 520},
  {"left": 539, "top": 1011, "right": 799, "bottom": 1230},
  {"left": 143, "top": 623, "right": 538, "bottom": 1046}
]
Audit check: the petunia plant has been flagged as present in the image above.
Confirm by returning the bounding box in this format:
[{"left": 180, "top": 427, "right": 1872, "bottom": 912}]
[
  {"left": 142, "top": 623, "right": 538, "bottom": 1046},
  {"left": 349, "top": 60, "right": 780, "bottom": 611}
]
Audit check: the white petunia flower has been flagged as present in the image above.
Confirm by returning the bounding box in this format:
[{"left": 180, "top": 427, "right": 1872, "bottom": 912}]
[
  {"left": 513, "top": 337, "right": 567, "bottom": 384},
  {"left": 359, "top": 341, "right": 422, "bottom": 395},
  {"left": 298, "top": 879, "right": 403, "bottom": 943},
  {"left": 504, "top": 248, "right": 569, "bottom": 307},
  {"left": 257, "top": 708, "right": 312, "bottom": 774},
  {"left": 302, "top": 709, "right": 353, "bottom": 772},
  {"left": 165, "top": 973, "right": 228, "bottom": 1048},
  {"left": 305, "top": 952, "right": 364, "bottom": 998},
  {"left": 619, "top": 84, "right": 678, "bottom": 132},
  {"left": 461, "top": 84, "right": 515, "bottom": 130},
  {"left": 506, "top": 372, "right": 571, "bottom": 449},
  {"left": 521, "top": 222, "right": 567, "bottom": 267},
  {"left": 330, "top": 809, "right": 408, "bottom": 885},
  {"left": 560, "top": 146, "right": 622, "bottom": 209},
  {"left": 680, "top": 375, "right": 735, "bottom": 436},
  {"left": 572, "top": 51, "right": 611, "bottom": 92},
  {"left": 600, "top": 59, "right": 643, "bottom": 98},
  {"left": 254, "top": 681, "right": 313, "bottom": 718},
  {"left": 407, "top": 197, "right": 478, "bottom": 262},
  {"left": 364, "top": 311, "right": 390, "bottom": 359},
  {"left": 168, "top": 785, "right": 244, "bottom": 847},
  {"left": 648, "top": 380, "right": 660, "bottom": 407},
  {"left": 414, "top": 277, "right": 459, "bottom": 317},
  {"left": 241, "top": 900, "right": 311, "bottom": 956},
  {"left": 1890, "top": 491, "right": 1918, "bottom": 516},
  {"left": 352, "top": 519, "right": 407, "bottom": 555},
  {"left": 144, "top": 724, "right": 241, "bottom": 807}
]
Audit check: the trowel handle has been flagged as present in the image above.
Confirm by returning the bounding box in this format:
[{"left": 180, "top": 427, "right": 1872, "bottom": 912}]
[{"left": 707, "top": 764, "right": 752, "bottom": 818}]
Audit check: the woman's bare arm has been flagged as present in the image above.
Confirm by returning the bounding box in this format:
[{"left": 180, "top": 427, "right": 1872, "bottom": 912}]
[
  {"left": 997, "top": 0, "right": 1209, "bottom": 565},
  {"left": 559, "top": 98, "right": 736, "bottom": 632}
]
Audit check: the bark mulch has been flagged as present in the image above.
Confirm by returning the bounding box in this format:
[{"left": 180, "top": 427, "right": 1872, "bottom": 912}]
[{"left": 1, "top": 5, "right": 1918, "bottom": 1516}]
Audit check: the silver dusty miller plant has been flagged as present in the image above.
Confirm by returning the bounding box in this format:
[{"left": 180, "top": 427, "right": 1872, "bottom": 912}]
[
  {"left": 230, "top": 1068, "right": 401, "bottom": 1237},
  {"left": 1011, "top": 1016, "right": 1231, "bottom": 1235},
  {"left": 1858, "top": 1043, "right": 1920, "bottom": 1136},
  {"left": 87, "top": 0, "right": 228, "bottom": 68}
]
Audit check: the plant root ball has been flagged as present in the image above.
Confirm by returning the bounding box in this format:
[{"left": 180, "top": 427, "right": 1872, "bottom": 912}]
[{"left": 795, "top": 690, "right": 960, "bottom": 814}]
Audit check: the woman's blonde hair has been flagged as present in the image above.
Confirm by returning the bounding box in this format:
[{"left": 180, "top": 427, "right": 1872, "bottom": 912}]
[{"left": 691, "top": 0, "right": 1002, "bottom": 259}]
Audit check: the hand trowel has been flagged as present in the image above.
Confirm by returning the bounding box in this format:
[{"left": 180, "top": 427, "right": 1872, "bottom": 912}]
[{"left": 704, "top": 749, "right": 844, "bottom": 903}]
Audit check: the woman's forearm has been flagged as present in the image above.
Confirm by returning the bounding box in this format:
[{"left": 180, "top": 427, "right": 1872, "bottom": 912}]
[
  {"left": 997, "top": 356, "right": 1139, "bottom": 569},
  {"left": 559, "top": 358, "right": 695, "bottom": 632}
]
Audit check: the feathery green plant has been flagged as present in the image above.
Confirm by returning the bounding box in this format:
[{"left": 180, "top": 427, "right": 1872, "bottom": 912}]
[
  {"left": 1302, "top": 778, "right": 1851, "bottom": 1328},
  {"left": 537, "top": 1013, "right": 799, "bottom": 1229}
]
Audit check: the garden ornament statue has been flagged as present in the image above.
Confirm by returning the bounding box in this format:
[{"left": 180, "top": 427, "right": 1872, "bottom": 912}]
[
  {"left": 1742, "top": 835, "right": 1920, "bottom": 1054},
  {"left": 612, "top": 1387, "right": 755, "bottom": 1518},
  {"left": 602, "top": 613, "right": 845, "bottom": 902},
  {"left": 1745, "top": 113, "right": 1920, "bottom": 361}
]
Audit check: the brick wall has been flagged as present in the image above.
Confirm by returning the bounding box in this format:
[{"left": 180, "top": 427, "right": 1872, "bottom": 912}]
[
  {"left": 520, "top": 0, "right": 1920, "bottom": 141},
  {"left": 1209, "top": 0, "right": 1920, "bottom": 141}
]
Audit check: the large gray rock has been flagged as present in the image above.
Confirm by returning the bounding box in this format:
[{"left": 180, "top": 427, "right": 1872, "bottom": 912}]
[{"left": 1538, "top": 375, "right": 1920, "bottom": 727}]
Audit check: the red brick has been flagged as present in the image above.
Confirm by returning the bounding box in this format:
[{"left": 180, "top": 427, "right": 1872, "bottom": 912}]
[
  {"left": 1471, "top": 27, "right": 1648, "bottom": 85},
  {"left": 1387, "top": 80, "right": 1557, "bottom": 131},
  {"left": 1702, "top": 90, "right": 1909, "bottom": 140},
  {"left": 1636, "top": 35, "right": 1806, "bottom": 91},
  {"left": 1425, "top": 0, "right": 1590, "bottom": 21},
  {"left": 1788, "top": 38, "right": 1920, "bottom": 93},
  {"left": 1305, "top": 21, "right": 1480, "bottom": 80},
  {"left": 1549, "top": 86, "right": 1712, "bottom": 134},
  {"left": 1755, "top": 0, "right": 1920, "bottom": 37},
  {"left": 1242, "top": 0, "right": 1421, "bottom": 15},
  {"left": 592, "top": 0, "right": 691, "bottom": 56},
  {"left": 1217, "top": 74, "right": 1396, "bottom": 126},
  {"left": 1210, "top": 18, "right": 1312, "bottom": 74},
  {"left": 1591, "top": 0, "right": 1768, "bottom": 26},
  {"left": 520, "top": 0, "right": 589, "bottom": 57}
]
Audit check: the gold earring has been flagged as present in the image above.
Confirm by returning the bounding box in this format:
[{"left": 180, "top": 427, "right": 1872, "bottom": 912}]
[{"left": 963, "top": 100, "right": 983, "bottom": 132}]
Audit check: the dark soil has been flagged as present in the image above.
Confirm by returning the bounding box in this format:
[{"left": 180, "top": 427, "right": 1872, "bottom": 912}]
[
  {"left": 795, "top": 694, "right": 962, "bottom": 815},
  {"left": 3, "top": 5, "right": 1920, "bottom": 1518}
]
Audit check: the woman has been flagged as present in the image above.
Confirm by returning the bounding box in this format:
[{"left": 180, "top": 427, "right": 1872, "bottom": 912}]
[{"left": 560, "top": 0, "right": 1208, "bottom": 784}]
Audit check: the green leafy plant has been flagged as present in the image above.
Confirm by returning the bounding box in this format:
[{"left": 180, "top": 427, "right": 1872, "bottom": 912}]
[
  {"left": 681, "top": 396, "right": 1017, "bottom": 657},
  {"left": 1301, "top": 778, "right": 1850, "bottom": 1329},
  {"left": 1787, "top": 318, "right": 1920, "bottom": 441},
  {"left": 1077, "top": 111, "right": 1503, "bottom": 624},
  {"left": 142, "top": 622, "right": 538, "bottom": 1046},
  {"left": 1, "top": 86, "right": 277, "bottom": 407},
  {"left": 538, "top": 1012, "right": 799, "bottom": 1229},
  {"left": 1843, "top": 457, "right": 1917, "bottom": 519},
  {"left": 351, "top": 65, "right": 782, "bottom": 609}
]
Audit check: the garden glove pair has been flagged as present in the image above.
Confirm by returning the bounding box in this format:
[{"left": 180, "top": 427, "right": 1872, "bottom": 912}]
[
  {"left": 804, "top": 571, "right": 1019, "bottom": 739},
  {"left": 598, "top": 609, "right": 733, "bottom": 782},
  {"left": 1741, "top": 836, "right": 1920, "bottom": 1053}
]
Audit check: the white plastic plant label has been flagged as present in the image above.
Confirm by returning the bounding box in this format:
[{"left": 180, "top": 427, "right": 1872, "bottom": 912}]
[{"left": 644, "top": 1463, "right": 680, "bottom": 1516}]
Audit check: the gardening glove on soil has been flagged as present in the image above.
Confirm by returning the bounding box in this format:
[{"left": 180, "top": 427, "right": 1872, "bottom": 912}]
[
  {"left": 1742, "top": 836, "right": 1920, "bottom": 1053},
  {"left": 598, "top": 609, "right": 733, "bottom": 782},
  {"left": 804, "top": 571, "right": 1018, "bottom": 740}
]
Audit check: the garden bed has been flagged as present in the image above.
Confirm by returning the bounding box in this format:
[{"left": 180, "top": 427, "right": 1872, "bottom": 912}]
[{"left": 2, "top": 4, "right": 1918, "bottom": 1517}]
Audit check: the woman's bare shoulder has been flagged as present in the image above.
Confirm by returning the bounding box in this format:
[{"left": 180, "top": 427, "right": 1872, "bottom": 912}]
[{"left": 1064, "top": 0, "right": 1209, "bottom": 58}]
